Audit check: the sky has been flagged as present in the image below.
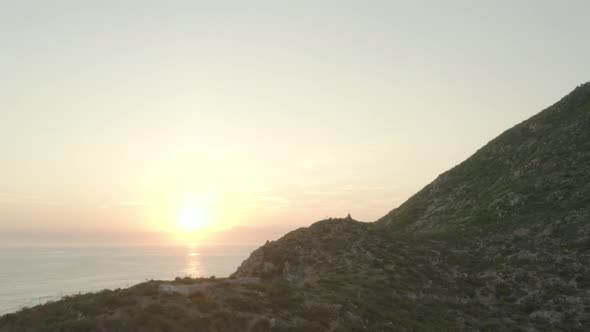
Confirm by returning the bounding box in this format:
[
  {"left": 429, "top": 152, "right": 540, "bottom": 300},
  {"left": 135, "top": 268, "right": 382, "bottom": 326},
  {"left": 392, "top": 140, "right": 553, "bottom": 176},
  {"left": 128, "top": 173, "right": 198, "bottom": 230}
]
[{"left": 1, "top": 0, "right": 589, "bottom": 244}]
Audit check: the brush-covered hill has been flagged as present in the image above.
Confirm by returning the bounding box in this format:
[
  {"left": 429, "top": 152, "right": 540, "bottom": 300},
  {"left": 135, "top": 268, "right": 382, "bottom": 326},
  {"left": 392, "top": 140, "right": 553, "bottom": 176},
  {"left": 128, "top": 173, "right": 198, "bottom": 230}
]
[
  {"left": 231, "top": 82, "right": 590, "bottom": 330},
  {"left": 378, "top": 81, "right": 590, "bottom": 236},
  {"left": 1, "top": 83, "right": 589, "bottom": 331}
]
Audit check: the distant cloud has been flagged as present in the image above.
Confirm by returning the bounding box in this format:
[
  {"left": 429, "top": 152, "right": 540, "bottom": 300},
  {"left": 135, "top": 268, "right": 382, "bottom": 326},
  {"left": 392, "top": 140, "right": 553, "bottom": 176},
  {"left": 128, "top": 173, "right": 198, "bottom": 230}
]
[
  {"left": 250, "top": 185, "right": 272, "bottom": 193},
  {"left": 242, "top": 195, "right": 291, "bottom": 210},
  {"left": 300, "top": 184, "right": 401, "bottom": 197},
  {"left": 97, "top": 201, "right": 149, "bottom": 209},
  {"left": 0, "top": 193, "right": 62, "bottom": 206}
]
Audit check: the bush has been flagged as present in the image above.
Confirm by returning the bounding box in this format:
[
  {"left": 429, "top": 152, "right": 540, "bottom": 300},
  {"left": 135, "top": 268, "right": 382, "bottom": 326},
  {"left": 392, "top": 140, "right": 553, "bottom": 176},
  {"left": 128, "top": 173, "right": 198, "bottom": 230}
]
[
  {"left": 189, "top": 292, "right": 218, "bottom": 313},
  {"left": 225, "top": 296, "right": 265, "bottom": 313}
]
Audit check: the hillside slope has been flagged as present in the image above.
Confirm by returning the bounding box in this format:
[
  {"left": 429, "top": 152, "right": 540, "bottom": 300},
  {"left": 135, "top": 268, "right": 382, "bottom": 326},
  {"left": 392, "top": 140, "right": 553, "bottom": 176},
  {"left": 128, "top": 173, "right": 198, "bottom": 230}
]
[
  {"left": 234, "top": 82, "right": 590, "bottom": 330},
  {"left": 377, "top": 82, "right": 590, "bottom": 236},
  {"left": 1, "top": 83, "right": 589, "bottom": 331}
]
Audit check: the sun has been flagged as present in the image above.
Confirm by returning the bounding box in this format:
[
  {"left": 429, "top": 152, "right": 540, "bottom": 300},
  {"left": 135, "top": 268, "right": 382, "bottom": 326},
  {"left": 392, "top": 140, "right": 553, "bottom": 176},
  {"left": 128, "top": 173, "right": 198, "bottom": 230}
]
[{"left": 178, "top": 201, "right": 210, "bottom": 232}]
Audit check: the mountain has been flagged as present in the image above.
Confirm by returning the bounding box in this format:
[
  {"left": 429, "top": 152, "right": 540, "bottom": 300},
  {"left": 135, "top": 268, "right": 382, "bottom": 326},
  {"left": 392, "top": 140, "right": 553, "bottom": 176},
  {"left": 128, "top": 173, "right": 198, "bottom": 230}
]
[
  {"left": 378, "top": 82, "right": 590, "bottom": 235},
  {"left": 1, "top": 83, "right": 589, "bottom": 331},
  {"left": 231, "top": 82, "right": 590, "bottom": 330}
]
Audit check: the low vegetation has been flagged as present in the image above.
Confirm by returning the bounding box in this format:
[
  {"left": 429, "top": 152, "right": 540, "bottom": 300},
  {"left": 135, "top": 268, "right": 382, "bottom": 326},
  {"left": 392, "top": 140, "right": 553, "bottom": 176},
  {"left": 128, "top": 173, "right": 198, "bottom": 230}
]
[{"left": 1, "top": 83, "right": 590, "bottom": 331}]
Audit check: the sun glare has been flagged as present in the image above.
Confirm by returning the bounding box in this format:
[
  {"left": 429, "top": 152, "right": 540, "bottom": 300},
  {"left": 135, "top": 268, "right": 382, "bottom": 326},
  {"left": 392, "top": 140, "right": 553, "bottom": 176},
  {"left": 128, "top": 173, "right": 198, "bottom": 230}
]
[{"left": 178, "top": 201, "right": 210, "bottom": 232}]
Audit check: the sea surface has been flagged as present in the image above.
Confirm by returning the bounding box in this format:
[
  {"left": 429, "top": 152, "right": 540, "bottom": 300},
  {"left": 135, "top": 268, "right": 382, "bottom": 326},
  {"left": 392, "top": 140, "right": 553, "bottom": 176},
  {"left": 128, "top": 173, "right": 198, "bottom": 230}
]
[{"left": 0, "top": 244, "right": 257, "bottom": 315}]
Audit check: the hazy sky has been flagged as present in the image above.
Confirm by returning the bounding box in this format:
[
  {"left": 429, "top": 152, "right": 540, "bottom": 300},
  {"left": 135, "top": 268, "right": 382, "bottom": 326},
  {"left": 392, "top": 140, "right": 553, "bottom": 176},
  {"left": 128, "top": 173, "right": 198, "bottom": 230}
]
[{"left": 1, "top": 1, "right": 589, "bottom": 242}]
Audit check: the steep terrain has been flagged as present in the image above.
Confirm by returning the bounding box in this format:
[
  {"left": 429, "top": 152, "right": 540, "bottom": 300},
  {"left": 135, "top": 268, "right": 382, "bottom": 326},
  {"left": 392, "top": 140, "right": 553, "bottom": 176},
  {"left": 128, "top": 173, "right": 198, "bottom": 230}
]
[
  {"left": 231, "top": 82, "right": 590, "bottom": 330},
  {"left": 1, "top": 83, "right": 589, "bottom": 331}
]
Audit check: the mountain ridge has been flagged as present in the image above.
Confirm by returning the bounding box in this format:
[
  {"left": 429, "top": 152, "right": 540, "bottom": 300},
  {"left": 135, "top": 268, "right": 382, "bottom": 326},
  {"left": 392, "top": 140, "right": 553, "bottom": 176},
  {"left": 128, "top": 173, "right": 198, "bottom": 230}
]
[
  {"left": 378, "top": 81, "right": 590, "bottom": 233},
  {"left": 233, "top": 81, "right": 590, "bottom": 329},
  {"left": 2, "top": 82, "right": 589, "bottom": 331}
]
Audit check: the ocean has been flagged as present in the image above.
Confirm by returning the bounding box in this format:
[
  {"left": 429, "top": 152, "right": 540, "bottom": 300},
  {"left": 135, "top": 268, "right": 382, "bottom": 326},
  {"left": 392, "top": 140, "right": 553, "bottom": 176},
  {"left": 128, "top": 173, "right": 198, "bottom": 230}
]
[{"left": 0, "top": 244, "right": 257, "bottom": 315}]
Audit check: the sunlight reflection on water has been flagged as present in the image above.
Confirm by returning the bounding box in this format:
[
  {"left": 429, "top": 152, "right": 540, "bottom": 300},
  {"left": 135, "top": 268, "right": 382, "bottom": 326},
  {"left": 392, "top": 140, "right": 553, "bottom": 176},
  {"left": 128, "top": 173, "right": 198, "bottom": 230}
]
[{"left": 184, "top": 246, "right": 203, "bottom": 277}]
